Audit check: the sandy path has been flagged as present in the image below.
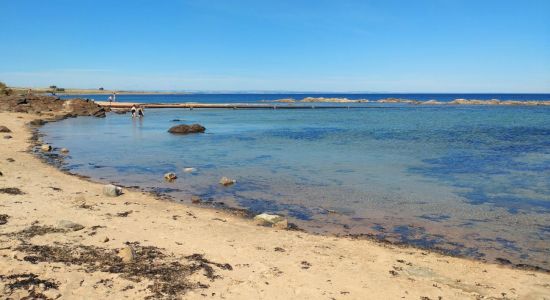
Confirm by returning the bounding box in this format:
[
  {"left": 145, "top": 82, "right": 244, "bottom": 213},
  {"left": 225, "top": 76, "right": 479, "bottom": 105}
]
[{"left": 0, "top": 112, "right": 549, "bottom": 299}]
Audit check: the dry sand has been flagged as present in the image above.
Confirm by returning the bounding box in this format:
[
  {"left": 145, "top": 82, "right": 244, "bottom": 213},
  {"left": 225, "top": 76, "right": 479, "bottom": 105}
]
[{"left": 1, "top": 112, "right": 549, "bottom": 299}]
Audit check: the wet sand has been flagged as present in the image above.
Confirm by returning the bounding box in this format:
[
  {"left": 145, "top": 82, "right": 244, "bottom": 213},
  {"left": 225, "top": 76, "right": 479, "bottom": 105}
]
[{"left": 1, "top": 112, "right": 550, "bottom": 299}]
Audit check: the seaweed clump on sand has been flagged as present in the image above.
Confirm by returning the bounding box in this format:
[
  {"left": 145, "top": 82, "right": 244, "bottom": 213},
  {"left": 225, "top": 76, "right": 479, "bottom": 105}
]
[
  {"left": 15, "top": 242, "right": 232, "bottom": 299},
  {"left": 0, "top": 273, "right": 59, "bottom": 299},
  {"left": 0, "top": 187, "right": 25, "bottom": 195},
  {"left": 7, "top": 225, "right": 67, "bottom": 239},
  {"left": 0, "top": 214, "right": 9, "bottom": 225}
]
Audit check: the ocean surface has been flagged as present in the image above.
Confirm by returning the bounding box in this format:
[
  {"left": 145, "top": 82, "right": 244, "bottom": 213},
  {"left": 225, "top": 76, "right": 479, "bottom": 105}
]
[
  {"left": 60, "top": 93, "right": 550, "bottom": 104},
  {"left": 44, "top": 94, "right": 550, "bottom": 269}
]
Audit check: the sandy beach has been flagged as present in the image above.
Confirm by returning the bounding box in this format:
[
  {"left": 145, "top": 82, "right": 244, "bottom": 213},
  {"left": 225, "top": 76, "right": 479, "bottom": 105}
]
[{"left": 1, "top": 110, "right": 550, "bottom": 299}]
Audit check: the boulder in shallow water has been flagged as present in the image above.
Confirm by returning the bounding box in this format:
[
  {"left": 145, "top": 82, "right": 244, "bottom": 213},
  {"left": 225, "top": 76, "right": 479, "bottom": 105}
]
[
  {"left": 0, "top": 126, "right": 11, "bottom": 133},
  {"left": 118, "top": 245, "right": 135, "bottom": 263},
  {"left": 254, "top": 213, "right": 288, "bottom": 229},
  {"left": 40, "top": 144, "right": 52, "bottom": 152},
  {"left": 219, "top": 176, "right": 236, "bottom": 186},
  {"left": 168, "top": 124, "right": 205, "bottom": 134},
  {"left": 164, "top": 172, "right": 177, "bottom": 181},
  {"left": 103, "top": 184, "right": 123, "bottom": 197},
  {"left": 60, "top": 148, "right": 69, "bottom": 154}
]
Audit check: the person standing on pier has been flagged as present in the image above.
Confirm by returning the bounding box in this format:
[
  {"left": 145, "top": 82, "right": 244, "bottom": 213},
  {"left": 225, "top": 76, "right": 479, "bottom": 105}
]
[{"left": 108, "top": 95, "right": 113, "bottom": 107}]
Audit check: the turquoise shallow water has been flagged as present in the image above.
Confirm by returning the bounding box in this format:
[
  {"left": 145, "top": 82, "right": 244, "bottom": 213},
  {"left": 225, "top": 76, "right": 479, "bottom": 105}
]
[{"left": 40, "top": 105, "right": 550, "bottom": 269}]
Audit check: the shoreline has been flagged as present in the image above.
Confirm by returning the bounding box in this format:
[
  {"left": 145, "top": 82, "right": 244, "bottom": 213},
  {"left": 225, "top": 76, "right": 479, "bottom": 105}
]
[
  {"left": 1, "top": 109, "right": 550, "bottom": 298},
  {"left": 33, "top": 114, "right": 550, "bottom": 274}
]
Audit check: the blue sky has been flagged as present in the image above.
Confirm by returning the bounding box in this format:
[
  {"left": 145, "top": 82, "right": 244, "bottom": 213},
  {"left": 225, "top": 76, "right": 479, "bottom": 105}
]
[{"left": 1, "top": 0, "right": 549, "bottom": 92}]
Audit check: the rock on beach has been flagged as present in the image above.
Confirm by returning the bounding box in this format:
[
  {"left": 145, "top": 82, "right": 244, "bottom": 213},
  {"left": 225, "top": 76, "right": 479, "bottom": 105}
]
[
  {"left": 103, "top": 184, "right": 123, "bottom": 197},
  {"left": 118, "top": 245, "right": 135, "bottom": 263},
  {"left": 0, "top": 125, "right": 11, "bottom": 133},
  {"left": 254, "top": 213, "right": 288, "bottom": 229},
  {"left": 57, "top": 220, "right": 85, "bottom": 231},
  {"left": 40, "top": 144, "right": 52, "bottom": 152}
]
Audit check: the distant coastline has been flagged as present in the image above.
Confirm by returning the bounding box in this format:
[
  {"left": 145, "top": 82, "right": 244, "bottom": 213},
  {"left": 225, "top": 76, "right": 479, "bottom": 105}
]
[{"left": 8, "top": 87, "right": 190, "bottom": 95}]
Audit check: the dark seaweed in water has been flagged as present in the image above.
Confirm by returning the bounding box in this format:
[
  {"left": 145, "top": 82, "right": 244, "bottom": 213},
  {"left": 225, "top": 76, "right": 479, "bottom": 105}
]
[{"left": 15, "top": 242, "right": 232, "bottom": 299}]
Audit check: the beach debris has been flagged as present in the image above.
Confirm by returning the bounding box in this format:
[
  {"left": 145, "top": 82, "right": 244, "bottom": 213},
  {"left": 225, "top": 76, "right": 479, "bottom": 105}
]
[
  {"left": 103, "top": 184, "right": 123, "bottom": 197},
  {"left": 40, "top": 144, "right": 52, "bottom": 152},
  {"left": 72, "top": 195, "right": 86, "bottom": 206},
  {"left": 0, "top": 171, "right": 3, "bottom": 176},
  {"left": 168, "top": 124, "right": 206, "bottom": 134},
  {"left": 0, "top": 125, "right": 11, "bottom": 132},
  {"left": 183, "top": 167, "right": 197, "bottom": 173},
  {"left": 103, "top": 237, "right": 110, "bottom": 243},
  {"left": 0, "top": 214, "right": 9, "bottom": 225},
  {"left": 3, "top": 135, "right": 12, "bottom": 139},
  {"left": 60, "top": 148, "right": 69, "bottom": 154},
  {"left": 0, "top": 187, "right": 24, "bottom": 195},
  {"left": 15, "top": 242, "right": 231, "bottom": 298},
  {"left": 57, "top": 220, "right": 85, "bottom": 231},
  {"left": 0, "top": 273, "right": 60, "bottom": 299},
  {"left": 118, "top": 245, "right": 136, "bottom": 263},
  {"left": 191, "top": 195, "right": 202, "bottom": 204},
  {"left": 6, "top": 158, "right": 15, "bottom": 162},
  {"left": 219, "top": 176, "right": 236, "bottom": 186},
  {"left": 164, "top": 172, "right": 178, "bottom": 181},
  {"left": 30, "top": 119, "right": 46, "bottom": 126},
  {"left": 253, "top": 213, "right": 288, "bottom": 229},
  {"left": 116, "top": 210, "right": 133, "bottom": 217}
]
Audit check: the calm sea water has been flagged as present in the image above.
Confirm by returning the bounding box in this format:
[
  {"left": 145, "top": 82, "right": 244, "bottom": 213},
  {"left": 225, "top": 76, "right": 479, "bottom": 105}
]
[
  {"left": 60, "top": 93, "right": 550, "bottom": 104},
  {"left": 42, "top": 94, "right": 550, "bottom": 269}
]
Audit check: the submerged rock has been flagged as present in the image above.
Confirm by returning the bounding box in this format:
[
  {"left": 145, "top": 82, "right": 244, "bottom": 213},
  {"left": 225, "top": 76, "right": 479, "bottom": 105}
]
[
  {"left": 191, "top": 195, "right": 202, "bottom": 204},
  {"left": 0, "top": 126, "right": 11, "bottom": 133},
  {"left": 168, "top": 124, "right": 206, "bottom": 134},
  {"left": 219, "top": 176, "right": 236, "bottom": 186},
  {"left": 60, "top": 148, "right": 70, "bottom": 154},
  {"left": 254, "top": 213, "right": 288, "bottom": 229},
  {"left": 103, "top": 184, "right": 123, "bottom": 197},
  {"left": 118, "top": 245, "right": 135, "bottom": 263},
  {"left": 40, "top": 144, "right": 52, "bottom": 152},
  {"left": 164, "top": 172, "right": 177, "bottom": 181},
  {"left": 183, "top": 167, "right": 196, "bottom": 173}
]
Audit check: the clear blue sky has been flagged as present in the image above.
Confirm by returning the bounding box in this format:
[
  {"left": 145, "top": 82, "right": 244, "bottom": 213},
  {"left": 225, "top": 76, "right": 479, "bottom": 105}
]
[{"left": 1, "top": 0, "right": 549, "bottom": 92}]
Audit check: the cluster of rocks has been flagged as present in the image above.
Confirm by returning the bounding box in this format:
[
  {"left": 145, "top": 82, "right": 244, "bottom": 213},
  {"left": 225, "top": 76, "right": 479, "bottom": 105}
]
[{"left": 0, "top": 93, "right": 107, "bottom": 117}]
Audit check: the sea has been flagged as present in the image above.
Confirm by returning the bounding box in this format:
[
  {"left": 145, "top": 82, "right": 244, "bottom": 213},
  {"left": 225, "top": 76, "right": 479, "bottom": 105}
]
[{"left": 41, "top": 93, "right": 550, "bottom": 269}]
